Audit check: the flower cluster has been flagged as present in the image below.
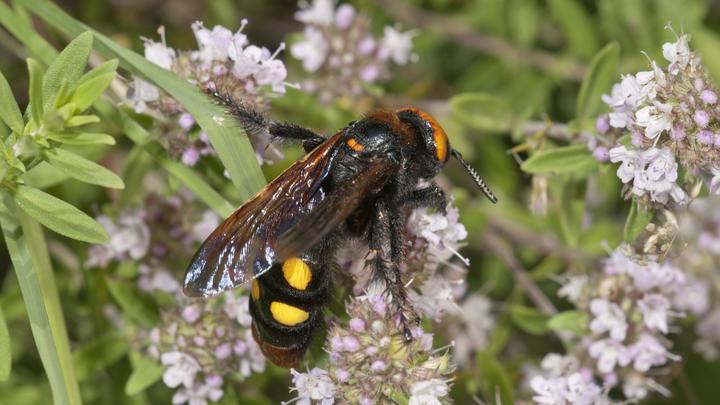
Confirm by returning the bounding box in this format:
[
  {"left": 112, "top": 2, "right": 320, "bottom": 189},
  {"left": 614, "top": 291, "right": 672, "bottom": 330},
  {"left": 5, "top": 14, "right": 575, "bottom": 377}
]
[
  {"left": 530, "top": 242, "right": 704, "bottom": 403},
  {"left": 598, "top": 29, "right": 720, "bottom": 207},
  {"left": 148, "top": 292, "right": 265, "bottom": 405},
  {"left": 290, "top": 0, "right": 417, "bottom": 103},
  {"left": 285, "top": 282, "right": 454, "bottom": 404},
  {"left": 86, "top": 191, "right": 219, "bottom": 295},
  {"left": 127, "top": 21, "right": 290, "bottom": 165}
]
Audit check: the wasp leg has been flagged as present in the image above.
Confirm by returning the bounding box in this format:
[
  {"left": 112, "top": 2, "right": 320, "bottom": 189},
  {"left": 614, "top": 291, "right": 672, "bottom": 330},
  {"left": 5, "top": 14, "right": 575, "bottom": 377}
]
[
  {"left": 370, "top": 199, "right": 419, "bottom": 342},
  {"left": 208, "top": 90, "right": 325, "bottom": 153},
  {"left": 405, "top": 183, "right": 447, "bottom": 213}
]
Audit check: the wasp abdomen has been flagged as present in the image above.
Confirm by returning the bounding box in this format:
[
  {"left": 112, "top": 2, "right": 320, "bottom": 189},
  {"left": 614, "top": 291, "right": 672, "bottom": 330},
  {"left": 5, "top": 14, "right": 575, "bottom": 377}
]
[{"left": 248, "top": 256, "right": 329, "bottom": 368}]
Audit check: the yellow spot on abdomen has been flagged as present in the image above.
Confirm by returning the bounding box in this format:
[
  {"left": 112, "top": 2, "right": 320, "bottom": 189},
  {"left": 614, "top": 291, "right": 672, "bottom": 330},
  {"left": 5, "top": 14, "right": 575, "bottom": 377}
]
[
  {"left": 251, "top": 279, "right": 260, "bottom": 300},
  {"left": 270, "top": 301, "right": 310, "bottom": 326},
  {"left": 347, "top": 137, "right": 364, "bottom": 152},
  {"left": 282, "top": 257, "right": 312, "bottom": 290}
]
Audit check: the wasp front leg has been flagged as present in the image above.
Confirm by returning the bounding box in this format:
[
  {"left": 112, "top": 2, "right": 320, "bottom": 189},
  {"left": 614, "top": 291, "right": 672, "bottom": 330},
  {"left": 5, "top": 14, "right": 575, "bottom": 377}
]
[
  {"left": 370, "top": 199, "right": 419, "bottom": 342},
  {"left": 405, "top": 183, "right": 447, "bottom": 213}
]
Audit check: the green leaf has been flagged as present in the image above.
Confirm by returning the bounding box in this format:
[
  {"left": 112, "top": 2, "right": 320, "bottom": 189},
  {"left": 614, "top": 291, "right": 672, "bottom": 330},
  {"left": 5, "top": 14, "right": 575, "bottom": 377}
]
[
  {"left": 476, "top": 351, "right": 515, "bottom": 405},
  {"left": 46, "top": 132, "right": 116, "bottom": 146},
  {"left": 42, "top": 31, "right": 92, "bottom": 110},
  {"left": 0, "top": 2, "right": 58, "bottom": 65},
  {"left": 576, "top": 42, "right": 619, "bottom": 122},
  {"left": 76, "top": 59, "right": 118, "bottom": 87},
  {"left": 71, "top": 72, "right": 115, "bottom": 112},
  {"left": 125, "top": 356, "right": 164, "bottom": 395},
  {"left": 44, "top": 148, "right": 124, "bottom": 189},
  {"left": 521, "top": 144, "right": 598, "bottom": 174},
  {"left": 548, "top": 0, "right": 599, "bottom": 59},
  {"left": 19, "top": 0, "right": 267, "bottom": 200},
  {"left": 14, "top": 184, "right": 108, "bottom": 243},
  {"left": 105, "top": 277, "right": 160, "bottom": 328},
  {"left": 26, "top": 58, "right": 45, "bottom": 126},
  {"left": 547, "top": 310, "right": 589, "bottom": 335},
  {"left": 0, "top": 304, "right": 11, "bottom": 381},
  {"left": 0, "top": 194, "right": 82, "bottom": 404},
  {"left": 22, "top": 161, "right": 70, "bottom": 189},
  {"left": 449, "top": 93, "right": 513, "bottom": 133},
  {"left": 0, "top": 69, "right": 23, "bottom": 134},
  {"left": 509, "top": 305, "right": 550, "bottom": 335},
  {"left": 65, "top": 114, "right": 100, "bottom": 127},
  {"left": 73, "top": 332, "right": 129, "bottom": 381},
  {"left": 623, "top": 199, "right": 652, "bottom": 242}
]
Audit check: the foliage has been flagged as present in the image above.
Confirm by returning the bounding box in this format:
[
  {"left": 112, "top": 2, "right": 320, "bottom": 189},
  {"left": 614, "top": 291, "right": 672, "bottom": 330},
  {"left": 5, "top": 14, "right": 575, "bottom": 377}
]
[{"left": 1, "top": 0, "right": 720, "bottom": 404}]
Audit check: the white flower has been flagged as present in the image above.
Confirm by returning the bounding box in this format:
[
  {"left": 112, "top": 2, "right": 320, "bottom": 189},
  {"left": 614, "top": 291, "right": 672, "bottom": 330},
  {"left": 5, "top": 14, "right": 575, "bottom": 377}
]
[
  {"left": 609, "top": 145, "right": 643, "bottom": 184},
  {"left": 112, "top": 214, "right": 151, "bottom": 260},
  {"left": 223, "top": 293, "right": 253, "bottom": 326},
  {"left": 127, "top": 77, "right": 160, "bottom": 113},
  {"left": 288, "top": 367, "right": 336, "bottom": 405},
  {"left": 673, "top": 277, "right": 711, "bottom": 316},
  {"left": 295, "top": 0, "right": 336, "bottom": 26},
  {"left": 378, "top": 26, "right": 416, "bottom": 65},
  {"left": 409, "top": 276, "right": 461, "bottom": 321},
  {"left": 161, "top": 351, "right": 201, "bottom": 388},
  {"left": 627, "top": 334, "right": 677, "bottom": 372},
  {"left": 191, "top": 22, "right": 235, "bottom": 64},
  {"left": 192, "top": 210, "right": 221, "bottom": 242},
  {"left": 564, "top": 372, "right": 603, "bottom": 405},
  {"left": 144, "top": 39, "right": 176, "bottom": 70},
  {"left": 539, "top": 353, "right": 579, "bottom": 377},
  {"left": 172, "top": 379, "right": 224, "bottom": 405},
  {"left": 588, "top": 338, "right": 631, "bottom": 373},
  {"left": 291, "top": 27, "right": 329, "bottom": 72},
  {"left": 407, "top": 205, "right": 468, "bottom": 264},
  {"left": 662, "top": 34, "right": 691, "bottom": 75},
  {"left": 629, "top": 261, "right": 684, "bottom": 292},
  {"left": 635, "top": 103, "right": 672, "bottom": 139},
  {"left": 602, "top": 75, "right": 648, "bottom": 128},
  {"left": 638, "top": 294, "right": 672, "bottom": 333},
  {"left": 238, "top": 329, "right": 266, "bottom": 377},
  {"left": 589, "top": 299, "right": 628, "bottom": 341},
  {"left": 409, "top": 379, "right": 450, "bottom": 405},
  {"left": 558, "top": 275, "right": 587, "bottom": 303},
  {"left": 148, "top": 270, "right": 182, "bottom": 293},
  {"left": 530, "top": 376, "right": 567, "bottom": 405}
]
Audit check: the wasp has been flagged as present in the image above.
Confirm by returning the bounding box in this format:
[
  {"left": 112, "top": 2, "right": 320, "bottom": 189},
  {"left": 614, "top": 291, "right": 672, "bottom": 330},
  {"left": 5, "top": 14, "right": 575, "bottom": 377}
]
[{"left": 183, "top": 93, "right": 497, "bottom": 368}]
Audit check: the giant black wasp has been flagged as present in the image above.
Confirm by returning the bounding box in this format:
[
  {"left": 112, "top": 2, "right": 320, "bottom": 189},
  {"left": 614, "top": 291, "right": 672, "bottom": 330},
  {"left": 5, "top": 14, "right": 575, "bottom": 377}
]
[{"left": 183, "top": 92, "right": 497, "bottom": 368}]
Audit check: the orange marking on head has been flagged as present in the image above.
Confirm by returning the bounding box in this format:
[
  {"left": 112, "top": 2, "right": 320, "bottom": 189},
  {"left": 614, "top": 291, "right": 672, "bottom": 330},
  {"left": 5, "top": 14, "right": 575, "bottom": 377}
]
[
  {"left": 347, "top": 137, "right": 365, "bottom": 152},
  {"left": 397, "top": 107, "right": 449, "bottom": 162}
]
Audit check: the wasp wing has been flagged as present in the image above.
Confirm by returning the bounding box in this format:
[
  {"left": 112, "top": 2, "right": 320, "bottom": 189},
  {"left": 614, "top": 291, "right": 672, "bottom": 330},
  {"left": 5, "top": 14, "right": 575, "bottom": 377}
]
[{"left": 183, "top": 134, "right": 397, "bottom": 297}]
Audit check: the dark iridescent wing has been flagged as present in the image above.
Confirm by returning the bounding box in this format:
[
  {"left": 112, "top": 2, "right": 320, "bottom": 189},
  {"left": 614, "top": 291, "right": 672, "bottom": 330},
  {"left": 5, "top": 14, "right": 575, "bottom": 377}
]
[{"left": 183, "top": 134, "right": 397, "bottom": 297}]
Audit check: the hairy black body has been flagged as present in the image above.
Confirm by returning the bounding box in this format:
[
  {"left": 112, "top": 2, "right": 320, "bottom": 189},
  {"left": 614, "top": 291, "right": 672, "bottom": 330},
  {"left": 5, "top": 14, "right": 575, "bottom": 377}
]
[{"left": 183, "top": 93, "right": 496, "bottom": 368}]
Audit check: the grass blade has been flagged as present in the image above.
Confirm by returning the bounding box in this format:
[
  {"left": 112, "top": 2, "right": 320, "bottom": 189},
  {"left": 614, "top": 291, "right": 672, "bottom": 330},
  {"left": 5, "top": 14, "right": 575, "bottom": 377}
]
[{"left": 0, "top": 193, "right": 82, "bottom": 405}]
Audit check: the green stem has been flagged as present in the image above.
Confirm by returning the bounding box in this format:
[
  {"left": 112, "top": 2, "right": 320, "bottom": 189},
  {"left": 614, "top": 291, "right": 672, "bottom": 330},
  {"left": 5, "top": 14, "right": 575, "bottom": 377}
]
[{"left": 0, "top": 193, "right": 82, "bottom": 405}]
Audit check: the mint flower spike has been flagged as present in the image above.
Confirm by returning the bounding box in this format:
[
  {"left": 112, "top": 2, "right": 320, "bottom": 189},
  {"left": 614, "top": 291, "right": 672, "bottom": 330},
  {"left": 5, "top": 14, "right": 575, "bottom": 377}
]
[
  {"left": 290, "top": 0, "right": 417, "bottom": 103},
  {"left": 127, "top": 19, "right": 291, "bottom": 166},
  {"left": 599, "top": 28, "right": 720, "bottom": 206}
]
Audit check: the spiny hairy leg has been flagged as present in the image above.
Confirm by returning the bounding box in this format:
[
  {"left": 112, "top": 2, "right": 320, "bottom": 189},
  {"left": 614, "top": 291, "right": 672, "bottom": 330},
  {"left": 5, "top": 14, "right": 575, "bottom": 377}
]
[
  {"left": 206, "top": 89, "right": 325, "bottom": 152},
  {"left": 371, "top": 200, "right": 420, "bottom": 342}
]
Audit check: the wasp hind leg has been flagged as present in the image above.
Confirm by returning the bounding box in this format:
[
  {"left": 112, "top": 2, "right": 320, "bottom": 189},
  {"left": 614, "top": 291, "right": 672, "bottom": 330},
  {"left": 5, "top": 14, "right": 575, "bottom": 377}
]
[
  {"left": 370, "top": 199, "right": 420, "bottom": 342},
  {"left": 405, "top": 182, "right": 447, "bottom": 213},
  {"left": 207, "top": 90, "right": 325, "bottom": 152}
]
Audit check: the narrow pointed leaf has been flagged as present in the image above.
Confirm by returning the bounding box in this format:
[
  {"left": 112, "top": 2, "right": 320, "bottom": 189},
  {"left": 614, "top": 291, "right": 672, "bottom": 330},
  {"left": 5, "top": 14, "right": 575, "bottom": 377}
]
[
  {"left": 576, "top": 42, "right": 619, "bottom": 122},
  {"left": 44, "top": 148, "right": 124, "bottom": 189},
  {"left": 0, "top": 69, "right": 23, "bottom": 134},
  {"left": 125, "top": 356, "right": 164, "bottom": 395},
  {"left": 46, "top": 132, "right": 116, "bottom": 146},
  {"left": 42, "top": 31, "right": 93, "bottom": 110},
  {"left": 26, "top": 58, "right": 45, "bottom": 125},
  {"left": 14, "top": 185, "right": 109, "bottom": 243},
  {"left": 71, "top": 72, "right": 115, "bottom": 111}
]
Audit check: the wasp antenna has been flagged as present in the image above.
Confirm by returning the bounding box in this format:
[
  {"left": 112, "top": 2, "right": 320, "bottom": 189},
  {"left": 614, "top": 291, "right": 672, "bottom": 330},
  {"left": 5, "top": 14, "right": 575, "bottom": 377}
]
[{"left": 451, "top": 149, "right": 498, "bottom": 204}]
